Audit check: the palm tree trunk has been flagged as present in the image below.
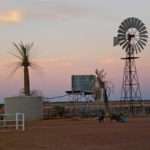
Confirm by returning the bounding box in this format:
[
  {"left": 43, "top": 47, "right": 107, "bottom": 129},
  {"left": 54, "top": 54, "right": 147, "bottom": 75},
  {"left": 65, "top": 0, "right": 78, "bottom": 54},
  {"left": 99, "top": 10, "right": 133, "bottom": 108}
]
[{"left": 24, "top": 66, "right": 30, "bottom": 96}]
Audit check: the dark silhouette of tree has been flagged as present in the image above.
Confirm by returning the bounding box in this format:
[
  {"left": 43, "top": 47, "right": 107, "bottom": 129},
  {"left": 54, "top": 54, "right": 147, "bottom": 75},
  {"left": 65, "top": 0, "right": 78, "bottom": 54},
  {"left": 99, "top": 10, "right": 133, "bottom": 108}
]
[
  {"left": 12, "top": 41, "right": 33, "bottom": 96},
  {"left": 95, "top": 69, "right": 110, "bottom": 114}
]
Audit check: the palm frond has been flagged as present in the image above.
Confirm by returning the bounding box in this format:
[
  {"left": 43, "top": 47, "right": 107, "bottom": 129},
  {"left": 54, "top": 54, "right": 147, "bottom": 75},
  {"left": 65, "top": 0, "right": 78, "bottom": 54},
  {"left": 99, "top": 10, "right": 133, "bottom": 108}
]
[
  {"left": 19, "top": 42, "right": 26, "bottom": 56},
  {"left": 13, "top": 41, "right": 34, "bottom": 65},
  {"left": 30, "top": 62, "right": 42, "bottom": 70},
  {"left": 7, "top": 62, "right": 22, "bottom": 79},
  {"left": 8, "top": 52, "right": 22, "bottom": 60},
  {"left": 26, "top": 42, "right": 34, "bottom": 56},
  {"left": 30, "top": 62, "right": 43, "bottom": 75},
  {"left": 13, "top": 42, "right": 24, "bottom": 57}
]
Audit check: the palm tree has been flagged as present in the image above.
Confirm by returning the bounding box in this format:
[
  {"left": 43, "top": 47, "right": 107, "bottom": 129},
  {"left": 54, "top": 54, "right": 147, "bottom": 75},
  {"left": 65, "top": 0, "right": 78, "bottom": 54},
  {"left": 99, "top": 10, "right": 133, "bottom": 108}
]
[{"left": 12, "top": 41, "right": 33, "bottom": 96}]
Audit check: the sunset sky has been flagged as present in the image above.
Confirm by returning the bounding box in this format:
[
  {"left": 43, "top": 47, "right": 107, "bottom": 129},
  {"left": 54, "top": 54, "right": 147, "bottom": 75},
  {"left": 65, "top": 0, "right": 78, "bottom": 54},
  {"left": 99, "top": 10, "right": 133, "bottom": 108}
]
[{"left": 0, "top": 0, "right": 150, "bottom": 102}]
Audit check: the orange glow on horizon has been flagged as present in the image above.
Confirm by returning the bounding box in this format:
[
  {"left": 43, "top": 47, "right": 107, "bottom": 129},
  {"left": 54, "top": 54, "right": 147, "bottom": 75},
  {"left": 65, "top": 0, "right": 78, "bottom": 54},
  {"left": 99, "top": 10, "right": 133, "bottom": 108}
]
[{"left": 0, "top": 10, "right": 24, "bottom": 23}]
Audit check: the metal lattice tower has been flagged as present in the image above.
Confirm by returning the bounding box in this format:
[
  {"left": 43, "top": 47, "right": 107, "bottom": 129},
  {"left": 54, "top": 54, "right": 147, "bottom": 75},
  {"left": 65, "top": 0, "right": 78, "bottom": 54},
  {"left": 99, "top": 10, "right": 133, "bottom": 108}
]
[{"left": 114, "top": 17, "right": 148, "bottom": 113}]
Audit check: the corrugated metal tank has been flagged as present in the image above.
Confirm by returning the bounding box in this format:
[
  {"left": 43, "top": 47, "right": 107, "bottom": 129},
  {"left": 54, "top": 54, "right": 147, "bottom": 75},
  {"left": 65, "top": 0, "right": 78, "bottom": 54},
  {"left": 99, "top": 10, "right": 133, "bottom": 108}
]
[
  {"left": 5, "top": 96, "right": 43, "bottom": 121},
  {"left": 72, "top": 75, "right": 96, "bottom": 92}
]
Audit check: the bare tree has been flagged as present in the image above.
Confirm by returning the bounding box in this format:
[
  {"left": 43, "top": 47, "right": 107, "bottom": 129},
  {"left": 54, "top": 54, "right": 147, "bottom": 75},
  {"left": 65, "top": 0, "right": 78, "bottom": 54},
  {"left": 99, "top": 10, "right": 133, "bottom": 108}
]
[{"left": 95, "top": 69, "right": 110, "bottom": 114}]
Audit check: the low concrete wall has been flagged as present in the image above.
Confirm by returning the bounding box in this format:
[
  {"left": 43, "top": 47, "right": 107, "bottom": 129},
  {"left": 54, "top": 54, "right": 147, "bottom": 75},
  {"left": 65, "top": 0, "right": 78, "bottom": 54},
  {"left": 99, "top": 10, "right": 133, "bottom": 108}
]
[{"left": 5, "top": 96, "right": 43, "bottom": 121}]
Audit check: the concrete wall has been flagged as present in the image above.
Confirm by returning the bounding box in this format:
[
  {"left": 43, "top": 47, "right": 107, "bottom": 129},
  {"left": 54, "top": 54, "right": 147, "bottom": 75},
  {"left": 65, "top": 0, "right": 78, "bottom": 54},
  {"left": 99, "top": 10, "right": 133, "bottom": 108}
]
[{"left": 5, "top": 96, "right": 43, "bottom": 121}]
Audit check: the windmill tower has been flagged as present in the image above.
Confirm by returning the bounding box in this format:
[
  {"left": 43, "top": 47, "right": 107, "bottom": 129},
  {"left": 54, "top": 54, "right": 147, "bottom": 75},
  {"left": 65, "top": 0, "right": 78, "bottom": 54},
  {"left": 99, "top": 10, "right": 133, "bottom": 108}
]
[{"left": 114, "top": 17, "right": 148, "bottom": 113}]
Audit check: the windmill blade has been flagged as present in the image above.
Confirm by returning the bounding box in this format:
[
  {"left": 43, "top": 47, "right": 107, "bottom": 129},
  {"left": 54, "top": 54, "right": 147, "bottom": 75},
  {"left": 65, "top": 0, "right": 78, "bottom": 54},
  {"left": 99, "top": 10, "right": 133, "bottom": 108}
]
[
  {"left": 122, "top": 41, "right": 129, "bottom": 49},
  {"left": 140, "top": 38, "right": 148, "bottom": 43},
  {"left": 119, "top": 40, "right": 127, "bottom": 46},
  {"left": 113, "top": 36, "right": 120, "bottom": 46},
  {"left": 125, "top": 18, "right": 131, "bottom": 27},
  {"left": 121, "top": 21, "right": 129, "bottom": 31},
  {"left": 134, "top": 45, "right": 138, "bottom": 54},
  {"left": 118, "top": 29, "right": 126, "bottom": 35},
  {"left": 118, "top": 38, "right": 126, "bottom": 43},
  {"left": 139, "top": 27, "right": 147, "bottom": 33},
  {"left": 136, "top": 44, "right": 141, "bottom": 53},
  {"left": 123, "top": 19, "right": 130, "bottom": 29},
  {"left": 117, "top": 36, "right": 126, "bottom": 42},
  {"left": 140, "top": 38, "right": 147, "bottom": 44},
  {"left": 139, "top": 40, "right": 146, "bottom": 46},
  {"left": 136, "top": 43, "right": 142, "bottom": 53},
  {"left": 135, "top": 18, "right": 144, "bottom": 31},
  {"left": 139, "top": 26, "right": 147, "bottom": 33},
  {"left": 119, "top": 25, "right": 126, "bottom": 32},
  {"left": 118, "top": 39, "right": 126, "bottom": 45},
  {"left": 124, "top": 19, "right": 131, "bottom": 29},
  {"left": 131, "top": 17, "right": 136, "bottom": 26},
  {"left": 137, "top": 18, "right": 142, "bottom": 29},
  {"left": 140, "top": 30, "right": 148, "bottom": 35},
  {"left": 141, "top": 35, "right": 148, "bottom": 41},
  {"left": 118, "top": 35, "right": 126, "bottom": 42},
  {"left": 133, "top": 17, "right": 139, "bottom": 28},
  {"left": 139, "top": 32, "right": 148, "bottom": 38},
  {"left": 138, "top": 41, "right": 144, "bottom": 49},
  {"left": 138, "top": 23, "right": 145, "bottom": 31},
  {"left": 128, "top": 18, "right": 134, "bottom": 28},
  {"left": 119, "top": 40, "right": 126, "bottom": 46},
  {"left": 118, "top": 33, "right": 126, "bottom": 37},
  {"left": 135, "top": 19, "right": 143, "bottom": 30},
  {"left": 125, "top": 45, "right": 130, "bottom": 53},
  {"left": 140, "top": 34, "right": 148, "bottom": 38},
  {"left": 131, "top": 17, "right": 136, "bottom": 27}
]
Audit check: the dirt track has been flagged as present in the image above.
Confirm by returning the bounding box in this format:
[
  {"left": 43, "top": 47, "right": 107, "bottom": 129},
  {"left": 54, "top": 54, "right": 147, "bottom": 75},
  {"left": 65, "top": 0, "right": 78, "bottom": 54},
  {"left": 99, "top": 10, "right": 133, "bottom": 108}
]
[{"left": 0, "top": 117, "right": 150, "bottom": 150}]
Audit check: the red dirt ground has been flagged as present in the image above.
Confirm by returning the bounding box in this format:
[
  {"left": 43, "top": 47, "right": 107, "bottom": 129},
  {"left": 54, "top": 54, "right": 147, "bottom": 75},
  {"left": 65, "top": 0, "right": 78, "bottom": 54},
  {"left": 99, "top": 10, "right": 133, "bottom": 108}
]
[{"left": 0, "top": 117, "right": 150, "bottom": 150}]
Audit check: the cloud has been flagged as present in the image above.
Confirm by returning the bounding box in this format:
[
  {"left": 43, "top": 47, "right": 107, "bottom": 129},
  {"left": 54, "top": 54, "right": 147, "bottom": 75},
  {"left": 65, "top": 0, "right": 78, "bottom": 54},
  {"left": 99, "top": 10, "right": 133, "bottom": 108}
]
[
  {"left": 0, "top": 10, "right": 24, "bottom": 23},
  {"left": 25, "top": 1, "right": 88, "bottom": 21}
]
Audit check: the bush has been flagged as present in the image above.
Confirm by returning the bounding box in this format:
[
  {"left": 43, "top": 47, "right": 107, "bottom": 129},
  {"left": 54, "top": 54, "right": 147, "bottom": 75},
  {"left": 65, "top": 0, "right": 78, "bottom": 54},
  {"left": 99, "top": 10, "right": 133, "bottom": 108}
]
[
  {"left": 0, "top": 104, "right": 4, "bottom": 109},
  {"left": 53, "top": 105, "right": 65, "bottom": 117}
]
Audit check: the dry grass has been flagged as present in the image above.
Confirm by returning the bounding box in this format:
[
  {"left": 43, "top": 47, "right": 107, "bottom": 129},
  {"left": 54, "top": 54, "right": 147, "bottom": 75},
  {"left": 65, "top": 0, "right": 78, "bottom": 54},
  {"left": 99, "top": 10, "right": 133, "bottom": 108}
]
[{"left": 0, "top": 117, "right": 150, "bottom": 150}]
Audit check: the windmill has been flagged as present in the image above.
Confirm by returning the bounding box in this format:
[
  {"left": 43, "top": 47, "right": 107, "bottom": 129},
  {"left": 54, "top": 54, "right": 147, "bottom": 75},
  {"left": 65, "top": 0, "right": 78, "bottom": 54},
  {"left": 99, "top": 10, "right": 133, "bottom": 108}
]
[{"left": 114, "top": 17, "right": 148, "bottom": 113}]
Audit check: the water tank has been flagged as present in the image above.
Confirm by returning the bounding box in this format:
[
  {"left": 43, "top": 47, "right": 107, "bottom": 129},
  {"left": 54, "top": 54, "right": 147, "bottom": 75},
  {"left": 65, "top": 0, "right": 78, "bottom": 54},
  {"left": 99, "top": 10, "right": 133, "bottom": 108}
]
[{"left": 72, "top": 75, "right": 96, "bottom": 93}]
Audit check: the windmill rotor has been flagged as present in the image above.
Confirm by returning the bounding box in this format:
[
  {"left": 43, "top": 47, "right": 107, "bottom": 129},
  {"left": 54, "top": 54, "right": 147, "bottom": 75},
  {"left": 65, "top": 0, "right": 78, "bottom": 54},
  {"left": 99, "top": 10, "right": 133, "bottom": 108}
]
[{"left": 116, "top": 17, "right": 148, "bottom": 55}]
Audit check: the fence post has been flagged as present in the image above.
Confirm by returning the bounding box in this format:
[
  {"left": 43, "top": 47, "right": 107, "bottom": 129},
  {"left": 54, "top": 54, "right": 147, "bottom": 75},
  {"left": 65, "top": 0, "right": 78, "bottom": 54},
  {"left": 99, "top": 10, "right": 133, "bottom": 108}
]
[
  {"left": 16, "top": 113, "right": 19, "bottom": 130},
  {"left": 0, "top": 113, "right": 25, "bottom": 131},
  {"left": 22, "top": 113, "right": 25, "bottom": 131},
  {"left": 3, "top": 114, "right": 6, "bottom": 127}
]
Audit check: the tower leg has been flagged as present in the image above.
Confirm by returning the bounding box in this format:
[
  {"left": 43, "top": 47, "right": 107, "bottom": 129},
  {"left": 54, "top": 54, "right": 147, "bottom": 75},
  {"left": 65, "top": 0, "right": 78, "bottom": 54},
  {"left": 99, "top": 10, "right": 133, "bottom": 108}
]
[{"left": 121, "top": 55, "right": 142, "bottom": 115}]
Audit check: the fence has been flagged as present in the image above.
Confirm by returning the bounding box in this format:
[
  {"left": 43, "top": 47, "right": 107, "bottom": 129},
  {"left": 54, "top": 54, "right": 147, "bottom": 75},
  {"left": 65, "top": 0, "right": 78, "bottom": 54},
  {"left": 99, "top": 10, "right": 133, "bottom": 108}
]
[{"left": 0, "top": 113, "right": 25, "bottom": 131}]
